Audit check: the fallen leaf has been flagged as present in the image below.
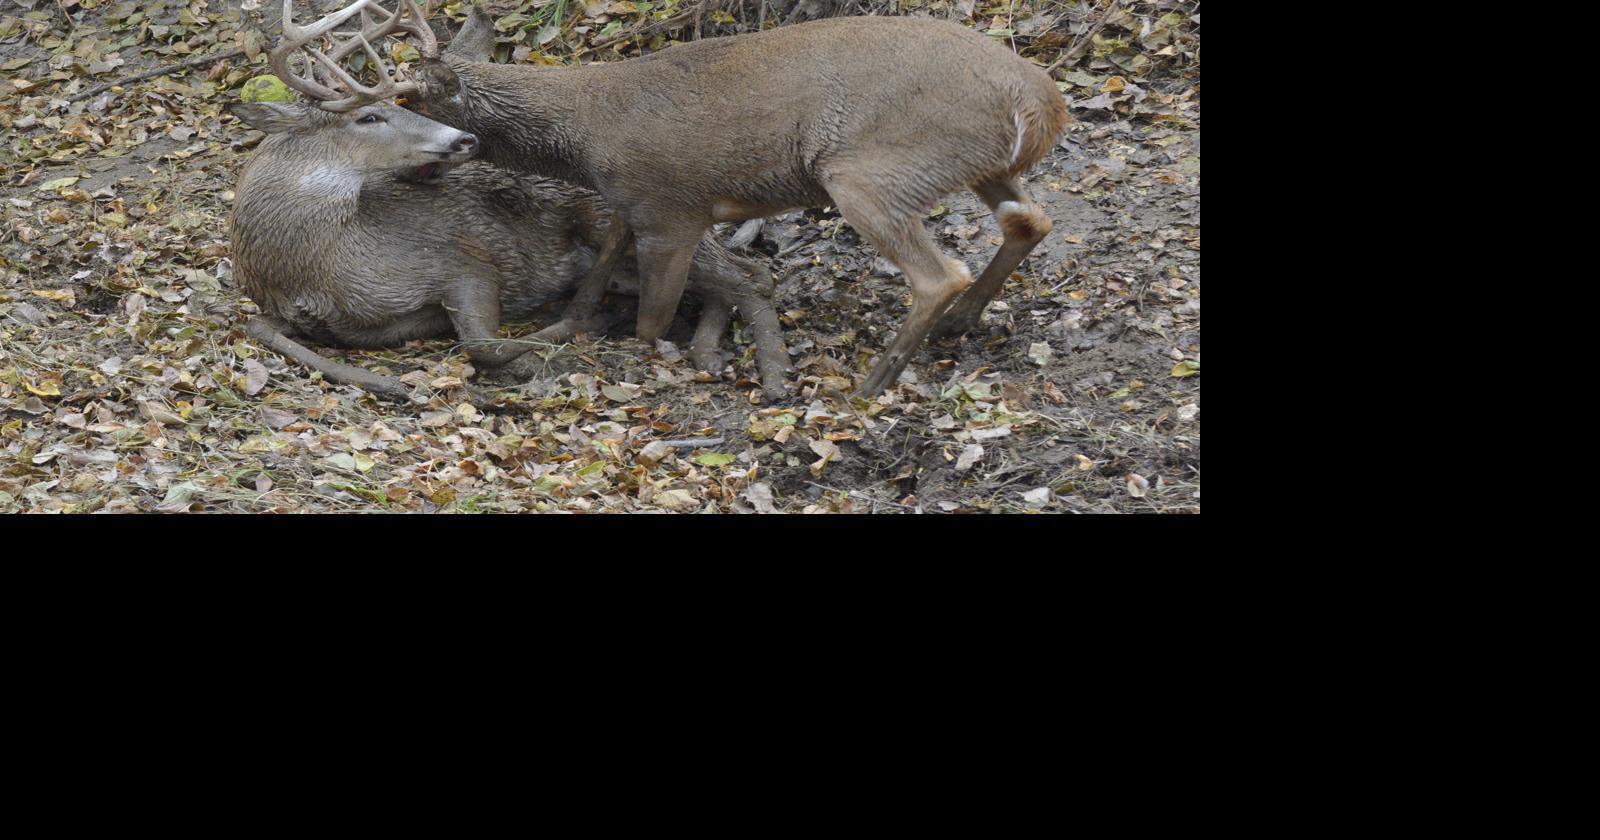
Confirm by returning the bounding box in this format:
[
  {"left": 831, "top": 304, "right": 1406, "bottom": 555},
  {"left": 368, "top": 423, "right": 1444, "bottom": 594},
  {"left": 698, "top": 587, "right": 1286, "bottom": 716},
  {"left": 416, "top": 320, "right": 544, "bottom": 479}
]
[
  {"left": 745, "top": 482, "right": 778, "bottom": 514},
  {"left": 258, "top": 407, "right": 297, "bottom": 429},
  {"left": 157, "top": 481, "right": 201, "bottom": 512},
  {"left": 32, "top": 289, "right": 75, "bottom": 304},
  {"left": 243, "top": 358, "right": 269, "bottom": 395},
  {"left": 1126, "top": 473, "right": 1150, "bottom": 497},
  {"left": 655, "top": 489, "right": 698, "bottom": 511},
  {"left": 25, "top": 379, "right": 61, "bottom": 397},
  {"left": 637, "top": 440, "right": 671, "bottom": 467},
  {"left": 809, "top": 438, "right": 841, "bottom": 477}
]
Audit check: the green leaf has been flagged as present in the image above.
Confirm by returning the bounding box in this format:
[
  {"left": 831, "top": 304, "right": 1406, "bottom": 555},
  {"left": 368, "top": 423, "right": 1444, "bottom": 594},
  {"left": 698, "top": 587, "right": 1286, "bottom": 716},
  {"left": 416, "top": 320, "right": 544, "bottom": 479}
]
[
  {"left": 159, "top": 481, "right": 200, "bottom": 509},
  {"left": 693, "top": 452, "right": 736, "bottom": 467},
  {"left": 1171, "top": 360, "right": 1200, "bottom": 378},
  {"left": 941, "top": 381, "right": 994, "bottom": 402}
]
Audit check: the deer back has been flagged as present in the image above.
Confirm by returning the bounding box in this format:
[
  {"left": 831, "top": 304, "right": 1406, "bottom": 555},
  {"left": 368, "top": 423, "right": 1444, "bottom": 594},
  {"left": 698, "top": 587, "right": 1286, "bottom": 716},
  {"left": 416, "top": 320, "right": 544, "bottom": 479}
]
[{"left": 415, "top": 15, "right": 1066, "bottom": 221}]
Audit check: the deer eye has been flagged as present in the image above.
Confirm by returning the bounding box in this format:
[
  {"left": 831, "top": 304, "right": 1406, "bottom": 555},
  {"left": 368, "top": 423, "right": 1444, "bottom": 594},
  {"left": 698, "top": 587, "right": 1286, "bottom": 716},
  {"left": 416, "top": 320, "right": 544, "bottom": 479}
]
[{"left": 357, "top": 114, "right": 385, "bottom": 125}]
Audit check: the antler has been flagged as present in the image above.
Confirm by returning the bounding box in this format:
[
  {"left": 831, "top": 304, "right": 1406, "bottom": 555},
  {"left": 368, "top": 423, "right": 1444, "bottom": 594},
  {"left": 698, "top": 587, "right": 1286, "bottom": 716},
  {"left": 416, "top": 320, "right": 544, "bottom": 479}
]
[{"left": 270, "top": 1, "right": 438, "bottom": 112}]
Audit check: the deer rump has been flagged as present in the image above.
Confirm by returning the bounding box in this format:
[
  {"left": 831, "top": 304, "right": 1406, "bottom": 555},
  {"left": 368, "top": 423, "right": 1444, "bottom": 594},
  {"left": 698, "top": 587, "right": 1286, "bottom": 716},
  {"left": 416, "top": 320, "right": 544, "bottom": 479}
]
[{"left": 231, "top": 144, "right": 785, "bottom": 402}]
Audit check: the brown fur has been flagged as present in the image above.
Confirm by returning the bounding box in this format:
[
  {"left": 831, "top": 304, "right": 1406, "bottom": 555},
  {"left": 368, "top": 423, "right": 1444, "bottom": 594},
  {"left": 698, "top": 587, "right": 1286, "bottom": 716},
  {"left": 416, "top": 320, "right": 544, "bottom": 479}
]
[
  {"left": 229, "top": 99, "right": 789, "bottom": 398},
  {"left": 410, "top": 8, "right": 1068, "bottom": 395}
]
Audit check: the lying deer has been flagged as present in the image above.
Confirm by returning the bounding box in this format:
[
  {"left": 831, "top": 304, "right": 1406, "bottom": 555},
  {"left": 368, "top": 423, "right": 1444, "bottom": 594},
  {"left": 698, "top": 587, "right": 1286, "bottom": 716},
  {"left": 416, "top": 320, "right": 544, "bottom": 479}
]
[
  {"left": 271, "top": 1, "right": 1067, "bottom": 396},
  {"left": 232, "top": 91, "right": 789, "bottom": 403}
]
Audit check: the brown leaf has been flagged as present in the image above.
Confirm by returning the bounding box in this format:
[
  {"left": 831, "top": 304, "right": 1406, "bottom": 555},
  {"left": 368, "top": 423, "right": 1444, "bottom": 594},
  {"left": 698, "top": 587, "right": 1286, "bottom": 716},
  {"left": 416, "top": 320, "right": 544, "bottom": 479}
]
[
  {"left": 1125, "top": 473, "right": 1150, "bottom": 497},
  {"left": 243, "top": 359, "right": 269, "bottom": 395},
  {"left": 744, "top": 482, "right": 778, "bottom": 514}
]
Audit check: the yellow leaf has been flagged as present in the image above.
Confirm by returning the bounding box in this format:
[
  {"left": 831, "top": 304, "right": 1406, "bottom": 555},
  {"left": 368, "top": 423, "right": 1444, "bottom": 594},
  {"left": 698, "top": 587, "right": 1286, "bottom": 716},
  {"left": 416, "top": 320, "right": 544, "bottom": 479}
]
[
  {"left": 26, "top": 379, "right": 61, "bottom": 397},
  {"left": 32, "top": 289, "right": 75, "bottom": 305}
]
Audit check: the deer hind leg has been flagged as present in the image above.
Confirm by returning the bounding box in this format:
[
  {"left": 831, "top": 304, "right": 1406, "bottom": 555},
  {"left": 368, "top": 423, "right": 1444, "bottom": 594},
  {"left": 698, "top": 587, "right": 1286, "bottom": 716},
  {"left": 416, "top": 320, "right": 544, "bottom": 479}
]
[
  {"left": 931, "top": 177, "right": 1052, "bottom": 340},
  {"left": 686, "top": 238, "right": 790, "bottom": 401},
  {"left": 245, "top": 315, "right": 410, "bottom": 402},
  {"left": 826, "top": 176, "right": 974, "bottom": 396}
]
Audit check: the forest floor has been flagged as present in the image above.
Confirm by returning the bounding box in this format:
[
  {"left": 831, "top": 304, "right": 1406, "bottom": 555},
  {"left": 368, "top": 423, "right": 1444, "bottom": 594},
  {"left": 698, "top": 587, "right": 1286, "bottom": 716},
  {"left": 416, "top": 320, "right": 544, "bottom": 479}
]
[{"left": 1, "top": 1, "right": 1199, "bottom": 513}]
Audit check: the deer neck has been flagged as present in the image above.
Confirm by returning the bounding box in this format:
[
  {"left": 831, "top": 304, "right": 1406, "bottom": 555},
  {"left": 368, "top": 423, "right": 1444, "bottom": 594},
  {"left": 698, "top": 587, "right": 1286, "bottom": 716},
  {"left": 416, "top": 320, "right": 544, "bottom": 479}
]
[
  {"left": 238, "top": 139, "right": 367, "bottom": 228},
  {"left": 443, "top": 59, "right": 594, "bottom": 188},
  {"left": 232, "top": 139, "right": 368, "bottom": 303}
]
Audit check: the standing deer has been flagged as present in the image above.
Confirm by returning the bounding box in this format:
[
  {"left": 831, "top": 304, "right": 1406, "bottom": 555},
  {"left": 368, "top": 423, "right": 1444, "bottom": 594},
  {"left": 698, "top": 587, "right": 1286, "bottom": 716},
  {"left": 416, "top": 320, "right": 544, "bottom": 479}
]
[
  {"left": 271, "top": 0, "right": 1067, "bottom": 395},
  {"left": 229, "top": 98, "right": 789, "bottom": 400}
]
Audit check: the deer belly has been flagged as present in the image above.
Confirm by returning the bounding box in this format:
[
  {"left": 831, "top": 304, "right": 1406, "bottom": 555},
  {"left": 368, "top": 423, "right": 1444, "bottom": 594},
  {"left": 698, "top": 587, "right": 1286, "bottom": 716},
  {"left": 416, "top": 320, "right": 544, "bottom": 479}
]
[
  {"left": 499, "top": 246, "right": 592, "bottom": 322},
  {"left": 712, "top": 199, "right": 800, "bottom": 223}
]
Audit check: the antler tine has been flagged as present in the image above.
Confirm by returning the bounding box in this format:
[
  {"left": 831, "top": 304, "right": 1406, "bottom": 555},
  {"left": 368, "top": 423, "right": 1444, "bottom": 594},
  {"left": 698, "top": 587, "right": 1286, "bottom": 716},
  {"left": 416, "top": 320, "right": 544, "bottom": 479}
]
[
  {"left": 302, "top": 35, "right": 400, "bottom": 107},
  {"left": 277, "top": 0, "right": 383, "bottom": 46},
  {"left": 396, "top": 0, "right": 439, "bottom": 59},
  {"left": 270, "top": 1, "right": 433, "bottom": 112},
  {"left": 326, "top": 2, "right": 402, "bottom": 63}
]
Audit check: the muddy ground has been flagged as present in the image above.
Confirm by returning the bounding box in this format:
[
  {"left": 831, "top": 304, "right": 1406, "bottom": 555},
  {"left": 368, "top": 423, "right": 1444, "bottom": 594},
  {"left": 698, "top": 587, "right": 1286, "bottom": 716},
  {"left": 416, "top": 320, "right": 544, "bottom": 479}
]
[{"left": 0, "top": 2, "right": 1199, "bottom": 513}]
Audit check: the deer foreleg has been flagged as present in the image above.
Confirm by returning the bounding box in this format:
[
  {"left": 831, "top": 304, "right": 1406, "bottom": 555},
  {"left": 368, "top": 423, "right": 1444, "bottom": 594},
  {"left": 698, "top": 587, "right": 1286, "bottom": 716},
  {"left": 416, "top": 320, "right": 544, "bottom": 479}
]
[
  {"left": 633, "top": 230, "right": 703, "bottom": 343},
  {"left": 532, "top": 216, "right": 631, "bottom": 342}
]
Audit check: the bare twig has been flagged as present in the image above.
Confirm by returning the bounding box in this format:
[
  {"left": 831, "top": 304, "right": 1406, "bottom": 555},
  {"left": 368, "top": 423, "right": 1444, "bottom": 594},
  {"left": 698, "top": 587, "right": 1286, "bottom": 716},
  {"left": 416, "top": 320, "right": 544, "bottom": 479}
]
[
  {"left": 662, "top": 436, "right": 726, "bottom": 448},
  {"left": 1045, "top": 0, "right": 1118, "bottom": 75},
  {"left": 592, "top": 9, "right": 697, "bottom": 48},
  {"left": 68, "top": 47, "right": 247, "bottom": 102},
  {"left": 804, "top": 482, "right": 918, "bottom": 511}
]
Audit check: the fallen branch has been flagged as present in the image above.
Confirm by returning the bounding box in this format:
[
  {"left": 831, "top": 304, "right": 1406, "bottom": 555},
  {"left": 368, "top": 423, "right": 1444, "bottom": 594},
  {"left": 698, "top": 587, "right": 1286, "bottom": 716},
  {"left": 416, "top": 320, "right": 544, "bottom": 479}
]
[{"left": 68, "top": 47, "right": 246, "bottom": 103}]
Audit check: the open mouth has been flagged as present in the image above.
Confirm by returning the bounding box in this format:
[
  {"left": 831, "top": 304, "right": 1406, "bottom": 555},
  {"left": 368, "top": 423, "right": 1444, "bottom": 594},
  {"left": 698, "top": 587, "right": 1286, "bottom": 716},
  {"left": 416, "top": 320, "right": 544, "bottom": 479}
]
[
  {"left": 402, "top": 148, "right": 476, "bottom": 185},
  {"left": 403, "top": 161, "right": 454, "bottom": 185}
]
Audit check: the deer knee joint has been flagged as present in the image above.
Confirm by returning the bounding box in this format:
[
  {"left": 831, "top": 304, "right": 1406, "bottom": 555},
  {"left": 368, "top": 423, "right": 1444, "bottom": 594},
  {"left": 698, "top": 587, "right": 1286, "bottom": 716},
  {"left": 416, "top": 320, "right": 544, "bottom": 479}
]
[
  {"left": 945, "top": 257, "right": 974, "bottom": 293},
  {"left": 997, "top": 200, "right": 1051, "bottom": 243}
]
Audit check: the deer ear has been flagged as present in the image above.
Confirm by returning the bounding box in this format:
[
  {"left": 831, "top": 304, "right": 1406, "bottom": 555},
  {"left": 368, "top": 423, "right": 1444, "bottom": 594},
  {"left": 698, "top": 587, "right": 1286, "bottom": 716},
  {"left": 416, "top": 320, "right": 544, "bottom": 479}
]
[
  {"left": 418, "top": 59, "right": 461, "bottom": 99},
  {"left": 445, "top": 6, "right": 496, "bottom": 61},
  {"left": 227, "top": 101, "right": 310, "bottom": 134}
]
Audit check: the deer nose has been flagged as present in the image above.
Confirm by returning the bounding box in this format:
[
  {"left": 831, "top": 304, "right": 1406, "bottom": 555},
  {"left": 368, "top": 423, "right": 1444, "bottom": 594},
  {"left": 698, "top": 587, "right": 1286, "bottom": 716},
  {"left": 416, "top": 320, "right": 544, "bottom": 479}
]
[{"left": 453, "top": 134, "right": 478, "bottom": 152}]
